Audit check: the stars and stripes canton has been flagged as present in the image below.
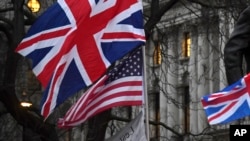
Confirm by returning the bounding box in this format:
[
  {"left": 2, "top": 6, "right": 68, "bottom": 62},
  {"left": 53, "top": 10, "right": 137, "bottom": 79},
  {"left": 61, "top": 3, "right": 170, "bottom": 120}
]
[
  {"left": 201, "top": 73, "right": 250, "bottom": 125},
  {"left": 106, "top": 48, "right": 142, "bottom": 85},
  {"left": 15, "top": 0, "right": 145, "bottom": 118},
  {"left": 58, "top": 48, "right": 143, "bottom": 128}
]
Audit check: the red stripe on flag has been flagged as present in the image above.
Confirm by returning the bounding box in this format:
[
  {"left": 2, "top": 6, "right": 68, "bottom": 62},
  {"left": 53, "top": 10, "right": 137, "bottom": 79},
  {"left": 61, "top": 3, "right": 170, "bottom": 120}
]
[
  {"left": 58, "top": 75, "right": 143, "bottom": 128},
  {"left": 208, "top": 101, "right": 237, "bottom": 123},
  {"left": 16, "top": 28, "right": 71, "bottom": 51},
  {"left": 201, "top": 88, "right": 247, "bottom": 107},
  {"left": 102, "top": 32, "right": 146, "bottom": 40},
  {"left": 42, "top": 62, "right": 66, "bottom": 118}
]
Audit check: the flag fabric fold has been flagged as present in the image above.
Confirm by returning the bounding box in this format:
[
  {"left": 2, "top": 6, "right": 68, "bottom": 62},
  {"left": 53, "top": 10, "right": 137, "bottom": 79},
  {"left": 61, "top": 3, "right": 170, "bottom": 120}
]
[
  {"left": 201, "top": 73, "right": 250, "bottom": 125},
  {"left": 58, "top": 48, "right": 143, "bottom": 128},
  {"left": 105, "top": 111, "right": 147, "bottom": 141},
  {"left": 15, "top": 0, "right": 145, "bottom": 118}
]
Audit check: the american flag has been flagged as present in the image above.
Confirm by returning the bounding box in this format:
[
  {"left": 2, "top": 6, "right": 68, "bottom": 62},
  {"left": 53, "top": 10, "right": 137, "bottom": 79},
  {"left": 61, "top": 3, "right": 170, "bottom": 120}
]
[
  {"left": 15, "top": 0, "right": 145, "bottom": 118},
  {"left": 58, "top": 48, "right": 143, "bottom": 128},
  {"left": 201, "top": 73, "right": 250, "bottom": 125}
]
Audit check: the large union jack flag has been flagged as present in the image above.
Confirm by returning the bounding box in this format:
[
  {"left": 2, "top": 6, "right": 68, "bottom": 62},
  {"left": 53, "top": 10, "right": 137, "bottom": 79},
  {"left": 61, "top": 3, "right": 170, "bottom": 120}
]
[
  {"left": 201, "top": 73, "right": 250, "bottom": 125},
  {"left": 15, "top": 0, "right": 145, "bottom": 118}
]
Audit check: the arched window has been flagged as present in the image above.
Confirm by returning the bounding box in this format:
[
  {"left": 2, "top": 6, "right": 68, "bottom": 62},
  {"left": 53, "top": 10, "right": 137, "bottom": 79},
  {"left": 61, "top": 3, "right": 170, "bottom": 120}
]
[
  {"left": 182, "top": 32, "right": 191, "bottom": 58},
  {"left": 153, "top": 42, "right": 162, "bottom": 65},
  {"left": 182, "top": 72, "right": 190, "bottom": 133}
]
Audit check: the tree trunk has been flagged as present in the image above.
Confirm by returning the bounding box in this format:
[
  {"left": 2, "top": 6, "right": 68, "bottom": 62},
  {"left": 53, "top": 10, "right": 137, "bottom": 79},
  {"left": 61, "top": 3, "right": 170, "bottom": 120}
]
[{"left": 86, "top": 110, "right": 111, "bottom": 141}]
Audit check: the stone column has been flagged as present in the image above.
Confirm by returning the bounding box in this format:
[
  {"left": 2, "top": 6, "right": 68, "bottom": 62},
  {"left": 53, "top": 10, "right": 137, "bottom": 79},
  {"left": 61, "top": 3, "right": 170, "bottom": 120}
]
[
  {"left": 196, "top": 28, "right": 209, "bottom": 133},
  {"left": 188, "top": 29, "right": 198, "bottom": 134}
]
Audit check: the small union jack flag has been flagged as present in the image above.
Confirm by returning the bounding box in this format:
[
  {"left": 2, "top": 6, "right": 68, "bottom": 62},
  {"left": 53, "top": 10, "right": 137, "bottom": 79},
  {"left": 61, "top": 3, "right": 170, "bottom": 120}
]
[
  {"left": 201, "top": 73, "right": 250, "bottom": 125},
  {"left": 15, "top": 0, "right": 145, "bottom": 118}
]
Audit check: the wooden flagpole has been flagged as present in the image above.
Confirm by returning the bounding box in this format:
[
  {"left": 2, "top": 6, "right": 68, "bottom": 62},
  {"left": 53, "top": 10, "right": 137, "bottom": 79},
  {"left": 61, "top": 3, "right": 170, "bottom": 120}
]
[{"left": 142, "top": 45, "right": 150, "bottom": 140}]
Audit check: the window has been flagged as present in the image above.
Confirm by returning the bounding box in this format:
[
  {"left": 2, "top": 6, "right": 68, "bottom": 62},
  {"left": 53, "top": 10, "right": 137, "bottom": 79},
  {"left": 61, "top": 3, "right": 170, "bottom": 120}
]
[
  {"left": 155, "top": 91, "right": 160, "bottom": 139},
  {"left": 183, "top": 86, "right": 190, "bottom": 133},
  {"left": 182, "top": 32, "right": 191, "bottom": 58},
  {"left": 153, "top": 42, "right": 162, "bottom": 65}
]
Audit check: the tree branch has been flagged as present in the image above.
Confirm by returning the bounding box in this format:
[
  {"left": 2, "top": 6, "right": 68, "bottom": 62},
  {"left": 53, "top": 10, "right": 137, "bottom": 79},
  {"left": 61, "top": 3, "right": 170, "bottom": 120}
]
[
  {"left": 144, "top": 0, "right": 180, "bottom": 39},
  {"left": 0, "top": 88, "right": 59, "bottom": 141},
  {"left": 110, "top": 114, "right": 182, "bottom": 137}
]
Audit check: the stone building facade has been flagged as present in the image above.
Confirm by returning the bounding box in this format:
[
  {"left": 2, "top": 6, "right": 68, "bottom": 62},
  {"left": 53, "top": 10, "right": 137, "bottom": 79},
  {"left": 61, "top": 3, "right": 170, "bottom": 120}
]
[{"left": 144, "top": 1, "right": 249, "bottom": 141}]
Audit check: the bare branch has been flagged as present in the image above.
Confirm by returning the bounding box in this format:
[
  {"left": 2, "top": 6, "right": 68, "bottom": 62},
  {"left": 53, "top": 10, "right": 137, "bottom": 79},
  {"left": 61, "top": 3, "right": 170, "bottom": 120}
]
[
  {"left": 144, "top": 0, "right": 180, "bottom": 39},
  {"left": 110, "top": 114, "right": 183, "bottom": 137}
]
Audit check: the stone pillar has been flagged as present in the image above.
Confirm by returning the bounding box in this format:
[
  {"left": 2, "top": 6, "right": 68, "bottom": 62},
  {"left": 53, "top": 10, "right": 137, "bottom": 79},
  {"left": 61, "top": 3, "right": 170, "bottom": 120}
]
[
  {"left": 166, "top": 36, "right": 179, "bottom": 137},
  {"left": 196, "top": 29, "right": 209, "bottom": 133},
  {"left": 189, "top": 30, "right": 198, "bottom": 134}
]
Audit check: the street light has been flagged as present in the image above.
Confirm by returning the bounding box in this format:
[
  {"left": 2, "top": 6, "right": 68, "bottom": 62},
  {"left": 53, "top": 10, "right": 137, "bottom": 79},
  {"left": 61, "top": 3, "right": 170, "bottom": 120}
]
[
  {"left": 27, "top": 0, "right": 41, "bottom": 13},
  {"left": 21, "top": 101, "right": 32, "bottom": 107},
  {"left": 20, "top": 91, "right": 32, "bottom": 108}
]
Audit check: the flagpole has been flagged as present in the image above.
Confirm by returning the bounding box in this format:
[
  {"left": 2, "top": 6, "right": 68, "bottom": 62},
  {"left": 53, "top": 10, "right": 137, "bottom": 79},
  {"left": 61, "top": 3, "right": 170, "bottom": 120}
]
[{"left": 142, "top": 46, "right": 150, "bottom": 140}]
